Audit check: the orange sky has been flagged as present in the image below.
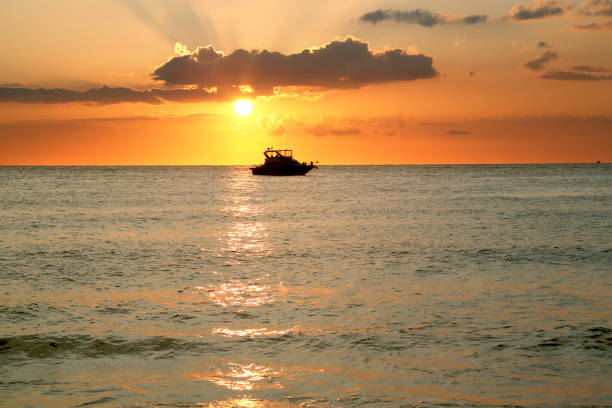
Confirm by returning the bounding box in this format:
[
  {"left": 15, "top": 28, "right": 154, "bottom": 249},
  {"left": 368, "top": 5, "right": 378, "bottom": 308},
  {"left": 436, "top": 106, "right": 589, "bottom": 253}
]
[{"left": 1, "top": 0, "right": 611, "bottom": 164}]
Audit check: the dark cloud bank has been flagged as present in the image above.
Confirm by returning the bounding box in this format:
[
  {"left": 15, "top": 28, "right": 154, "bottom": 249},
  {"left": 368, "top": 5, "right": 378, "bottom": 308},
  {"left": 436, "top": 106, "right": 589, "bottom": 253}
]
[
  {"left": 359, "top": 9, "right": 487, "bottom": 26},
  {"left": 1, "top": 39, "right": 437, "bottom": 105},
  {"left": 152, "top": 38, "right": 438, "bottom": 90}
]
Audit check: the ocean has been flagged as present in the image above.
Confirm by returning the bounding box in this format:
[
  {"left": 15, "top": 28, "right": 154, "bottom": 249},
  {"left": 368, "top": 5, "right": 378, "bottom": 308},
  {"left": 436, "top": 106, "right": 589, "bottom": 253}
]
[{"left": 1, "top": 164, "right": 610, "bottom": 408}]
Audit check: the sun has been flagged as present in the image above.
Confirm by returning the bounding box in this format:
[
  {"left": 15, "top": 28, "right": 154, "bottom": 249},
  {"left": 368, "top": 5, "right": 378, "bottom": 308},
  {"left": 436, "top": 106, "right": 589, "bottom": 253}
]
[{"left": 234, "top": 99, "right": 253, "bottom": 116}]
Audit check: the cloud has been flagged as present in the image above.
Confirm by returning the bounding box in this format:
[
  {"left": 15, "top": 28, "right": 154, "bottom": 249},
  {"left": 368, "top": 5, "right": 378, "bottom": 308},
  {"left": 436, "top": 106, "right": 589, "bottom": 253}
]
[
  {"left": 307, "top": 124, "right": 362, "bottom": 137},
  {"left": 420, "top": 114, "right": 612, "bottom": 126},
  {"left": 174, "top": 42, "right": 191, "bottom": 56},
  {"left": 446, "top": 129, "right": 471, "bottom": 135},
  {"left": 524, "top": 50, "right": 559, "bottom": 71},
  {"left": 0, "top": 112, "right": 219, "bottom": 126},
  {"left": 0, "top": 86, "right": 163, "bottom": 105},
  {"left": 573, "top": 21, "right": 612, "bottom": 30},
  {"left": 257, "top": 114, "right": 362, "bottom": 137},
  {"left": 570, "top": 65, "right": 611, "bottom": 72},
  {"left": 537, "top": 41, "right": 552, "bottom": 48},
  {"left": 257, "top": 114, "right": 410, "bottom": 137},
  {"left": 360, "top": 9, "right": 445, "bottom": 26},
  {"left": 359, "top": 9, "right": 488, "bottom": 26},
  {"left": 257, "top": 113, "right": 612, "bottom": 142},
  {"left": 151, "top": 87, "right": 241, "bottom": 102},
  {"left": 463, "top": 14, "right": 489, "bottom": 24},
  {"left": 540, "top": 69, "right": 612, "bottom": 80},
  {"left": 524, "top": 51, "right": 612, "bottom": 81},
  {"left": 256, "top": 114, "right": 297, "bottom": 136},
  {"left": 151, "top": 38, "right": 438, "bottom": 92},
  {"left": 578, "top": 0, "right": 612, "bottom": 16},
  {"left": 4, "top": 114, "right": 610, "bottom": 165},
  {"left": 508, "top": 1, "right": 570, "bottom": 20},
  {"left": 0, "top": 85, "right": 237, "bottom": 105},
  {"left": 359, "top": 9, "right": 393, "bottom": 24},
  {"left": 2, "top": 38, "right": 435, "bottom": 106}
]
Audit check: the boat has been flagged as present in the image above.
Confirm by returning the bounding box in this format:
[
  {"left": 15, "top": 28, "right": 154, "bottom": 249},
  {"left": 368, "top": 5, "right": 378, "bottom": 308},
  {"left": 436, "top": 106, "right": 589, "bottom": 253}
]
[{"left": 251, "top": 148, "right": 317, "bottom": 176}]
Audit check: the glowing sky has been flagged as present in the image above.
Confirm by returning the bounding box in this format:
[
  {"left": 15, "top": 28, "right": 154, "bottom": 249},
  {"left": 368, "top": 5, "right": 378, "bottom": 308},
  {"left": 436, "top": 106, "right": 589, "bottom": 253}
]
[{"left": 1, "top": 0, "right": 611, "bottom": 164}]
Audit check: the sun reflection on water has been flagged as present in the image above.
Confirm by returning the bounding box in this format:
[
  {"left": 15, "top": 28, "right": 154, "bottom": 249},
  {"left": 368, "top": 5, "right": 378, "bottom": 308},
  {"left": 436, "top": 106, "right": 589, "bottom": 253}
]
[
  {"left": 224, "top": 222, "right": 270, "bottom": 256},
  {"left": 212, "top": 327, "right": 296, "bottom": 337},
  {"left": 221, "top": 168, "right": 261, "bottom": 217},
  {"left": 194, "top": 363, "right": 282, "bottom": 392},
  {"left": 196, "top": 280, "right": 278, "bottom": 307},
  {"left": 218, "top": 168, "right": 271, "bottom": 261},
  {"left": 204, "top": 398, "right": 270, "bottom": 408}
]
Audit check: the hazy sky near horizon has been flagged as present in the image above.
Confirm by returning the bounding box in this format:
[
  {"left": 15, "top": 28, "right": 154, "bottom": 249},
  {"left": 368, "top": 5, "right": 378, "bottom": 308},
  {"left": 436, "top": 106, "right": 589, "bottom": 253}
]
[{"left": 1, "top": 0, "right": 611, "bottom": 164}]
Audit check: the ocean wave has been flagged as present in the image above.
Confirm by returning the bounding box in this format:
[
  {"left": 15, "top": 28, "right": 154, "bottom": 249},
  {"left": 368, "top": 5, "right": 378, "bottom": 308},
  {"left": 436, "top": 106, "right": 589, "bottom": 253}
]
[
  {"left": 456, "top": 245, "right": 612, "bottom": 267},
  {"left": 0, "top": 334, "right": 220, "bottom": 361}
]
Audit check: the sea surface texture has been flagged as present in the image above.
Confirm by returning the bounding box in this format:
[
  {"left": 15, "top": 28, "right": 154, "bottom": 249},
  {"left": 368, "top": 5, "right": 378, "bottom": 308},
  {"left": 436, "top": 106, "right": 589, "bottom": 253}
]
[{"left": 1, "top": 165, "right": 611, "bottom": 408}]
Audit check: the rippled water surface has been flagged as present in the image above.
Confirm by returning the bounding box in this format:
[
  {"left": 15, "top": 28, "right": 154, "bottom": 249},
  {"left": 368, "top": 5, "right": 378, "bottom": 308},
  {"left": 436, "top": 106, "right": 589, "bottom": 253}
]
[{"left": 1, "top": 165, "right": 611, "bottom": 408}]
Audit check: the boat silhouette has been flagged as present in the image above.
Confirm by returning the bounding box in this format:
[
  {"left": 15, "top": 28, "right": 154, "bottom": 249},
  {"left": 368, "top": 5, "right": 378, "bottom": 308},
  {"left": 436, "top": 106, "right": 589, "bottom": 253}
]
[{"left": 251, "top": 148, "right": 317, "bottom": 176}]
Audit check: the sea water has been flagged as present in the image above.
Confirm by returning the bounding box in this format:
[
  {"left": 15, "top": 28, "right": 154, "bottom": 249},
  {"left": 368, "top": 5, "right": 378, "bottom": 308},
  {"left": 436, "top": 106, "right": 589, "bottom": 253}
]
[{"left": 1, "top": 165, "right": 610, "bottom": 408}]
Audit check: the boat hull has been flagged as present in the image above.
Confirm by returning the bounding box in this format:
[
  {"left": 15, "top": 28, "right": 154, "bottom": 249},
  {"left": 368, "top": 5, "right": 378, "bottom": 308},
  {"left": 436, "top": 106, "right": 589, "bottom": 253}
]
[{"left": 250, "top": 164, "right": 315, "bottom": 176}]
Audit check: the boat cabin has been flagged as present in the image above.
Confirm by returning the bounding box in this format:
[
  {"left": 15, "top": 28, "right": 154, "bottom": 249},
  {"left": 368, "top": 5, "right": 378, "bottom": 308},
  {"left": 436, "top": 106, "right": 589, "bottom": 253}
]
[{"left": 263, "top": 148, "right": 293, "bottom": 160}]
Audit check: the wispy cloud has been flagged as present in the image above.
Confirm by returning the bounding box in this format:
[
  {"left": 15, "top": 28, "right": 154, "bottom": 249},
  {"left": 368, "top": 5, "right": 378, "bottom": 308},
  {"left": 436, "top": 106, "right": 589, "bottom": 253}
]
[
  {"left": 540, "top": 70, "right": 612, "bottom": 80},
  {"left": 359, "top": 9, "right": 488, "bottom": 26},
  {"left": 0, "top": 86, "right": 162, "bottom": 105},
  {"left": 573, "top": 21, "right": 612, "bottom": 30},
  {"left": 446, "top": 129, "right": 472, "bottom": 135},
  {"left": 0, "top": 86, "right": 239, "bottom": 105},
  {"left": 570, "top": 65, "right": 611, "bottom": 72},
  {"left": 421, "top": 114, "right": 612, "bottom": 125},
  {"left": 259, "top": 113, "right": 612, "bottom": 140},
  {"left": 257, "top": 114, "right": 363, "bottom": 137}
]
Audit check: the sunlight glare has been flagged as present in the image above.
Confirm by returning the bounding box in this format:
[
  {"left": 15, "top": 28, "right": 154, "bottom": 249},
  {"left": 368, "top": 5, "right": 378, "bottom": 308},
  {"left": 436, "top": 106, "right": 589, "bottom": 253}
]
[{"left": 234, "top": 99, "right": 253, "bottom": 116}]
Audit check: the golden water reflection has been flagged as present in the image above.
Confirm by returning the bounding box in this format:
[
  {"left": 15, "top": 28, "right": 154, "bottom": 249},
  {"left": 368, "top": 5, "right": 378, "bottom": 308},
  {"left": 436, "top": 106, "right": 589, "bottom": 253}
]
[
  {"left": 204, "top": 398, "right": 279, "bottom": 408},
  {"left": 194, "top": 363, "right": 282, "bottom": 391},
  {"left": 212, "top": 327, "right": 296, "bottom": 337},
  {"left": 220, "top": 168, "right": 270, "bottom": 260},
  {"left": 224, "top": 222, "right": 270, "bottom": 256},
  {"left": 196, "top": 280, "right": 278, "bottom": 307}
]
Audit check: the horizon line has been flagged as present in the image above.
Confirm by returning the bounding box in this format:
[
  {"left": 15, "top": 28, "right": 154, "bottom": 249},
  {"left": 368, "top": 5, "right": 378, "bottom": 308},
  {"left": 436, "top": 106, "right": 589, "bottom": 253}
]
[{"left": 0, "top": 162, "right": 607, "bottom": 167}]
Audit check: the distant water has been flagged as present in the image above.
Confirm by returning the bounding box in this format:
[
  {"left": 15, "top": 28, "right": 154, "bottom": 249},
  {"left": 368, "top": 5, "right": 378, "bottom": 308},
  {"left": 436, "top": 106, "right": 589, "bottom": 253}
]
[{"left": 1, "top": 165, "right": 611, "bottom": 408}]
